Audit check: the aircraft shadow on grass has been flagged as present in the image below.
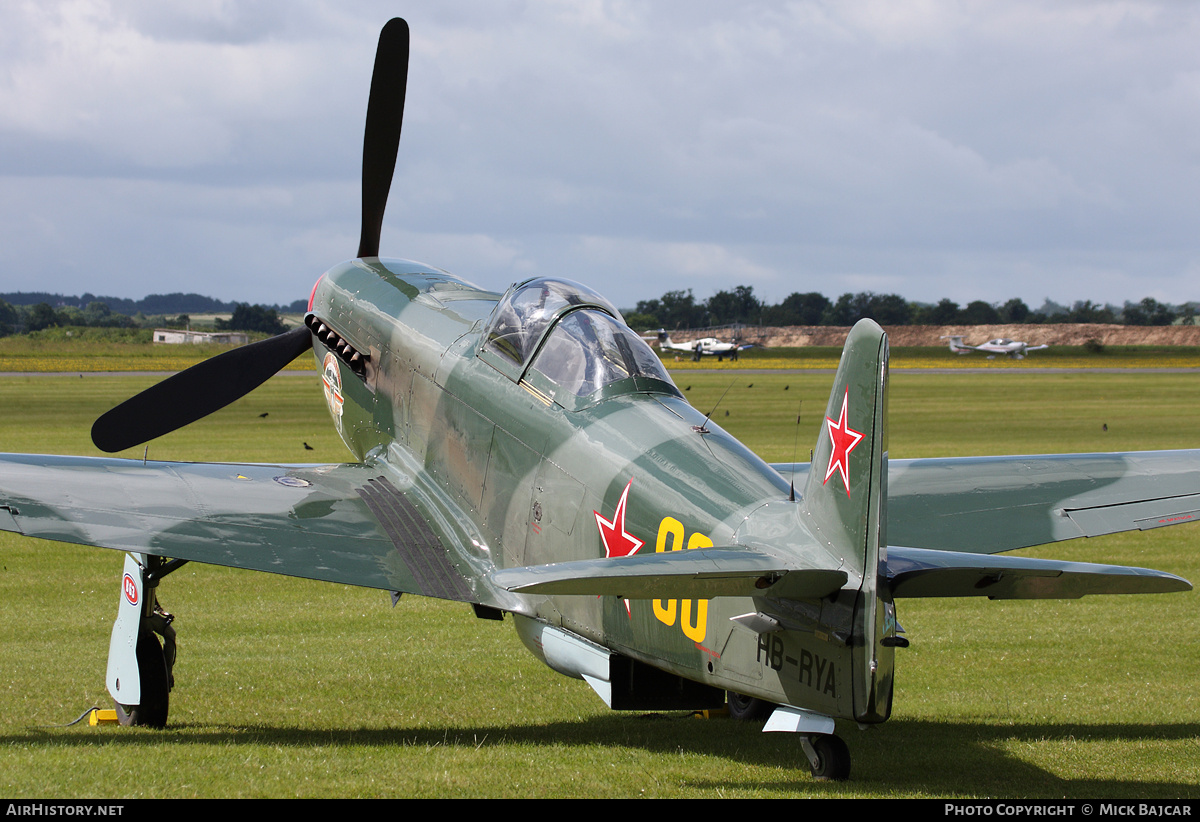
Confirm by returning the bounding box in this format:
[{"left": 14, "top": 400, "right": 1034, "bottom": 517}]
[{"left": 7, "top": 718, "right": 1198, "bottom": 796}]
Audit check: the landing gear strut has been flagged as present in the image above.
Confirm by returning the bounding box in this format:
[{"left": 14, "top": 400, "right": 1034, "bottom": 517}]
[{"left": 107, "top": 553, "right": 183, "bottom": 728}]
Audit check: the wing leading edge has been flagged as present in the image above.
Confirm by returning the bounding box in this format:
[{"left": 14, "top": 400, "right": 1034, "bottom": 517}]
[{"left": 0, "top": 453, "right": 481, "bottom": 604}]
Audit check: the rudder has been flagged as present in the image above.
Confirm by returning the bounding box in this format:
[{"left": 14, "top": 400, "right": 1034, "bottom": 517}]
[{"left": 800, "top": 318, "right": 893, "bottom": 722}]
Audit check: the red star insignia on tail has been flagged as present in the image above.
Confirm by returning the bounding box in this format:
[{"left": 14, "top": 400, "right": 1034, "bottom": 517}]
[
  {"left": 824, "top": 387, "right": 864, "bottom": 498},
  {"left": 595, "top": 478, "right": 644, "bottom": 558}
]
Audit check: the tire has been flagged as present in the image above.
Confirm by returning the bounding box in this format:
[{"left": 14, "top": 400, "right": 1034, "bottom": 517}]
[
  {"left": 114, "top": 631, "right": 170, "bottom": 728},
  {"left": 809, "top": 734, "right": 851, "bottom": 781}
]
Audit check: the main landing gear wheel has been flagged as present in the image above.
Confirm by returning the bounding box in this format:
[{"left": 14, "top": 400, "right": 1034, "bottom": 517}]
[
  {"left": 804, "top": 734, "right": 851, "bottom": 781},
  {"left": 726, "top": 691, "right": 774, "bottom": 721},
  {"left": 114, "top": 631, "right": 171, "bottom": 729}
]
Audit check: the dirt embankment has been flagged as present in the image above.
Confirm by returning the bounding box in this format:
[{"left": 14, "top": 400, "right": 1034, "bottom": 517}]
[{"left": 666, "top": 324, "right": 1200, "bottom": 348}]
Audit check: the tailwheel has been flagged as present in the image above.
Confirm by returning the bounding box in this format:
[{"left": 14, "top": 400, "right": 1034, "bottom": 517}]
[
  {"left": 114, "top": 630, "right": 171, "bottom": 728},
  {"left": 804, "top": 733, "right": 851, "bottom": 781}
]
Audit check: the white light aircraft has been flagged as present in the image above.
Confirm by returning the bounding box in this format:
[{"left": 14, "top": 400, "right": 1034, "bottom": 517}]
[
  {"left": 942, "top": 336, "right": 1049, "bottom": 359},
  {"left": 653, "top": 331, "right": 753, "bottom": 361}
]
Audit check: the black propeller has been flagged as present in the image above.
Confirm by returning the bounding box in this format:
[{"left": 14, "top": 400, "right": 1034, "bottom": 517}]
[
  {"left": 91, "top": 327, "right": 314, "bottom": 453},
  {"left": 359, "top": 17, "right": 409, "bottom": 258},
  {"left": 91, "top": 19, "right": 411, "bottom": 453}
]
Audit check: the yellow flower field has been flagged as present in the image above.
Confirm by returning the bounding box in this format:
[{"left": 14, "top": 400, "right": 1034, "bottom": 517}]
[{"left": 3, "top": 337, "right": 1198, "bottom": 373}]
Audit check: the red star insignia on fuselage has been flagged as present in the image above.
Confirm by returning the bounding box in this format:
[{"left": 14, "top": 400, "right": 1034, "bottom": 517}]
[
  {"left": 824, "top": 387, "right": 864, "bottom": 498},
  {"left": 594, "top": 478, "right": 644, "bottom": 559}
]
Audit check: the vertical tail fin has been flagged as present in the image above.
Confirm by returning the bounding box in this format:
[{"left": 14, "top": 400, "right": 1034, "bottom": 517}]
[
  {"left": 801, "top": 318, "right": 893, "bottom": 722},
  {"left": 802, "top": 319, "right": 888, "bottom": 566},
  {"left": 941, "top": 335, "right": 967, "bottom": 353}
]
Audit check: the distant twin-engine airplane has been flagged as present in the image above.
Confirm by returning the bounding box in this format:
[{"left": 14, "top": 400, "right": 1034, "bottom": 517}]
[{"left": 652, "top": 331, "right": 754, "bottom": 361}]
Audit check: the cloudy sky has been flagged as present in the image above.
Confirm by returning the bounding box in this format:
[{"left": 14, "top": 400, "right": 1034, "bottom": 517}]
[{"left": 1, "top": 0, "right": 1198, "bottom": 312}]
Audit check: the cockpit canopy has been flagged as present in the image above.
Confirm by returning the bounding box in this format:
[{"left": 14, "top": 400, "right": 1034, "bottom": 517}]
[
  {"left": 480, "top": 277, "right": 678, "bottom": 407},
  {"left": 484, "top": 278, "right": 621, "bottom": 367}
]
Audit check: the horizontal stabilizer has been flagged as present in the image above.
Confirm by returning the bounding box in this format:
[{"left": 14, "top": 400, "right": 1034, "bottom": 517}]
[
  {"left": 489, "top": 548, "right": 847, "bottom": 600},
  {"left": 887, "top": 546, "right": 1191, "bottom": 599}
]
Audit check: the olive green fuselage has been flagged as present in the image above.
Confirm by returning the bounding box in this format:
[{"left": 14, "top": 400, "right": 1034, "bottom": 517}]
[{"left": 308, "top": 258, "right": 886, "bottom": 723}]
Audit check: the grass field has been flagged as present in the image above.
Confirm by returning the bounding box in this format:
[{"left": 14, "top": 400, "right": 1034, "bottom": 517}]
[
  {"left": 0, "top": 334, "right": 313, "bottom": 373},
  {"left": 0, "top": 369, "right": 1198, "bottom": 798}
]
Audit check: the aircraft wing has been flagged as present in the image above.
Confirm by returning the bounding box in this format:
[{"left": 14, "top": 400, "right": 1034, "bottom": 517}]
[
  {"left": 886, "top": 450, "right": 1200, "bottom": 553},
  {"left": 0, "top": 453, "right": 482, "bottom": 603},
  {"left": 774, "top": 450, "right": 1200, "bottom": 555},
  {"left": 6, "top": 449, "right": 1194, "bottom": 608}
]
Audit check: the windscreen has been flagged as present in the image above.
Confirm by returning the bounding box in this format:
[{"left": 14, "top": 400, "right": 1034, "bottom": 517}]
[{"left": 530, "top": 309, "right": 674, "bottom": 398}]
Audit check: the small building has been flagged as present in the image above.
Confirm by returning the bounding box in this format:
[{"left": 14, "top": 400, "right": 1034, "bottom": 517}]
[{"left": 152, "top": 329, "right": 249, "bottom": 345}]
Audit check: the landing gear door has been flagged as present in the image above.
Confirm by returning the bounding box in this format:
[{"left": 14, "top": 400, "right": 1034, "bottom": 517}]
[{"left": 106, "top": 552, "right": 144, "bottom": 705}]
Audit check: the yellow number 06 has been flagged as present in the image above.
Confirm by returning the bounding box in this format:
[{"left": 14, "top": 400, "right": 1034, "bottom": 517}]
[{"left": 652, "top": 517, "right": 712, "bottom": 643}]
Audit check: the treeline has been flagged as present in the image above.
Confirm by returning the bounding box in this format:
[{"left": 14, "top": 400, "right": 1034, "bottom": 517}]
[
  {"left": 625, "top": 287, "right": 1197, "bottom": 330},
  {"left": 0, "top": 291, "right": 308, "bottom": 316},
  {"left": 0, "top": 298, "right": 290, "bottom": 337}
]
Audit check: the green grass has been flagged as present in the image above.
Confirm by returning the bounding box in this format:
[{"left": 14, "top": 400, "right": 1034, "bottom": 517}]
[
  {"left": 0, "top": 333, "right": 315, "bottom": 373},
  {"left": 688, "top": 371, "right": 1200, "bottom": 461},
  {"left": 0, "top": 371, "right": 1197, "bottom": 797}
]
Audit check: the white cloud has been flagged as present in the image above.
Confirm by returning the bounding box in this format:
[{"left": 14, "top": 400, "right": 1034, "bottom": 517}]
[{"left": 1, "top": 0, "right": 1198, "bottom": 309}]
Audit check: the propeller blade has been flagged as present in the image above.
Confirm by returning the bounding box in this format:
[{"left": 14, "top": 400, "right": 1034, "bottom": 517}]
[
  {"left": 94, "top": 19, "right": 404, "bottom": 451},
  {"left": 91, "top": 327, "right": 313, "bottom": 453},
  {"left": 357, "top": 17, "right": 410, "bottom": 258}
]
